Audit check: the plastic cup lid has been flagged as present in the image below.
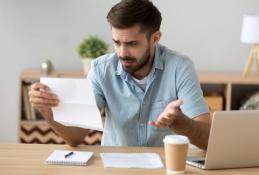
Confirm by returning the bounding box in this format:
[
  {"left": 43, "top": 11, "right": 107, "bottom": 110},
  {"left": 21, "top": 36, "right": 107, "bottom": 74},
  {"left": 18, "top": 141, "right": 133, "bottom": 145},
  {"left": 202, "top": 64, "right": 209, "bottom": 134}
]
[{"left": 163, "top": 135, "right": 189, "bottom": 144}]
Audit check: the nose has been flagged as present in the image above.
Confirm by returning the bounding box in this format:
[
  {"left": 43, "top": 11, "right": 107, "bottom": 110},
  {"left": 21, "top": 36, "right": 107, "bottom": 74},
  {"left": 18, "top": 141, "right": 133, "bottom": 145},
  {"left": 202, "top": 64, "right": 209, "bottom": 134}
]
[{"left": 118, "top": 45, "right": 129, "bottom": 58}]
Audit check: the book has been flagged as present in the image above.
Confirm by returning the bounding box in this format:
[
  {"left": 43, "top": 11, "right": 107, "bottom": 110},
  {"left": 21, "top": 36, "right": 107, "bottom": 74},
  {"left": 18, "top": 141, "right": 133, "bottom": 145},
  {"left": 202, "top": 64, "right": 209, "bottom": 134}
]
[
  {"left": 26, "top": 85, "right": 36, "bottom": 120},
  {"left": 22, "top": 85, "right": 31, "bottom": 120},
  {"left": 45, "top": 150, "right": 94, "bottom": 166}
]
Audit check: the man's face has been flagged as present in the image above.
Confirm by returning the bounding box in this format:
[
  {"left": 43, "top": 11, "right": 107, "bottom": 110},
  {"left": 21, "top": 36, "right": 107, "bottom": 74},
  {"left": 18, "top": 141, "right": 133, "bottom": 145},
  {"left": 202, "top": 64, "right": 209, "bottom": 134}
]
[{"left": 111, "top": 25, "right": 153, "bottom": 74}]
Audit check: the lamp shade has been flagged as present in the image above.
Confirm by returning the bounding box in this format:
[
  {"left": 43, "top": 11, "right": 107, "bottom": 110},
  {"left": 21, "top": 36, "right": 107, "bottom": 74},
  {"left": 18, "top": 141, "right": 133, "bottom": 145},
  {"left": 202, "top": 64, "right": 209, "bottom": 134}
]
[{"left": 240, "top": 15, "right": 259, "bottom": 44}]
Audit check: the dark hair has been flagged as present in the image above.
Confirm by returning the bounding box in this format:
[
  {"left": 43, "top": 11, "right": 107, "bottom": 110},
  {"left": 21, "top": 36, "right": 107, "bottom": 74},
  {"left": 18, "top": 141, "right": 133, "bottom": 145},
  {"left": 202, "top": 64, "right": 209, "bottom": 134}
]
[{"left": 107, "top": 0, "right": 162, "bottom": 37}]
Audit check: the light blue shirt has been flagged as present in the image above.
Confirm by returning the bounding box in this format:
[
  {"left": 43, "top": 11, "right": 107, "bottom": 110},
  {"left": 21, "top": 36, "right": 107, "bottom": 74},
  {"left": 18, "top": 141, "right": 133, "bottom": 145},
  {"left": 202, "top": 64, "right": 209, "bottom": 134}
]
[{"left": 88, "top": 44, "right": 209, "bottom": 147}]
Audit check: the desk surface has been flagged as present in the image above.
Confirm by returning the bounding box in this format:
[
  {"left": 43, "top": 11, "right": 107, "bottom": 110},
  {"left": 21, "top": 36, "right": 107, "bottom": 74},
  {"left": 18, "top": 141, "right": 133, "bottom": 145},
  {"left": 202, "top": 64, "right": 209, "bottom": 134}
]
[{"left": 1, "top": 143, "right": 259, "bottom": 175}]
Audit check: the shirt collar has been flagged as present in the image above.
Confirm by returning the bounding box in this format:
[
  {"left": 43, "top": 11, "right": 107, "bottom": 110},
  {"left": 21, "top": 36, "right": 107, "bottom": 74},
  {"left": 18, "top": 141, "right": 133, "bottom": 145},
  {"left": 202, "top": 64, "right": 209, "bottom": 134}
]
[
  {"left": 115, "top": 44, "right": 164, "bottom": 76},
  {"left": 115, "top": 56, "right": 124, "bottom": 76},
  {"left": 152, "top": 44, "right": 164, "bottom": 71}
]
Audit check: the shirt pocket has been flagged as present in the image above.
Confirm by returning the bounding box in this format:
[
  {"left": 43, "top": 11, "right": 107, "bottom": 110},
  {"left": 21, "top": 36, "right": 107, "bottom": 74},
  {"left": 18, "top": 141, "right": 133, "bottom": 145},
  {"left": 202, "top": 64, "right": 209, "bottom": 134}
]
[{"left": 149, "top": 98, "right": 175, "bottom": 131}]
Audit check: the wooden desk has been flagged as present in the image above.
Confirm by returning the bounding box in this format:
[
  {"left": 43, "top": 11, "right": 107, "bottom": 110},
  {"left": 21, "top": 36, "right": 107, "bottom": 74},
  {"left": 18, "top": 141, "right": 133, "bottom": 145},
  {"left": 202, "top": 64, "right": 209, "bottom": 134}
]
[{"left": 1, "top": 143, "right": 259, "bottom": 175}]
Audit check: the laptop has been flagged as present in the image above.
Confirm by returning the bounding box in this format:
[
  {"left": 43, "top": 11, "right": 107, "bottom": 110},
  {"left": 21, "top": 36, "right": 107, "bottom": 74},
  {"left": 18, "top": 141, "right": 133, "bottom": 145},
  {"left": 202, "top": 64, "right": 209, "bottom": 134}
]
[{"left": 186, "top": 110, "right": 259, "bottom": 170}]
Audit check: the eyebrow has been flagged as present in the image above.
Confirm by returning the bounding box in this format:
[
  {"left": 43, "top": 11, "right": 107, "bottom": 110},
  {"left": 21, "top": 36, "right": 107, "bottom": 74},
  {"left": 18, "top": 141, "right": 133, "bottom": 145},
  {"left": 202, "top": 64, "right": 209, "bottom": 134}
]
[{"left": 112, "top": 39, "right": 138, "bottom": 45}]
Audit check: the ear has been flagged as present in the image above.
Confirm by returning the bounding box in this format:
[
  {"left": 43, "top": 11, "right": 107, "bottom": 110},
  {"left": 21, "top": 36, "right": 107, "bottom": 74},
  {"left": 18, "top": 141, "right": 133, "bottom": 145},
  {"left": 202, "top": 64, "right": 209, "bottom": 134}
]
[{"left": 152, "top": 31, "right": 162, "bottom": 46}]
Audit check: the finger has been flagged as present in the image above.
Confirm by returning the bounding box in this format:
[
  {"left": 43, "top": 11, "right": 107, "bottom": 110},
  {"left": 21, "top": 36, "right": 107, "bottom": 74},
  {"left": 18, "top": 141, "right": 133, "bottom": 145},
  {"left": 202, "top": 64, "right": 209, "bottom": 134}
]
[
  {"left": 148, "top": 120, "right": 162, "bottom": 128},
  {"left": 30, "top": 97, "right": 59, "bottom": 106},
  {"left": 157, "top": 120, "right": 168, "bottom": 127},
  {"left": 164, "top": 107, "right": 176, "bottom": 116},
  {"left": 148, "top": 120, "right": 156, "bottom": 126},
  {"left": 155, "top": 115, "right": 172, "bottom": 127},
  {"left": 161, "top": 112, "right": 177, "bottom": 122},
  {"left": 155, "top": 112, "right": 176, "bottom": 126},
  {"left": 29, "top": 90, "right": 58, "bottom": 100},
  {"left": 148, "top": 120, "right": 166, "bottom": 128},
  {"left": 31, "top": 103, "right": 58, "bottom": 110},
  {"left": 158, "top": 117, "right": 172, "bottom": 125},
  {"left": 167, "top": 99, "right": 183, "bottom": 109},
  {"left": 30, "top": 82, "right": 50, "bottom": 91},
  {"left": 31, "top": 103, "right": 55, "bottom": 109}
]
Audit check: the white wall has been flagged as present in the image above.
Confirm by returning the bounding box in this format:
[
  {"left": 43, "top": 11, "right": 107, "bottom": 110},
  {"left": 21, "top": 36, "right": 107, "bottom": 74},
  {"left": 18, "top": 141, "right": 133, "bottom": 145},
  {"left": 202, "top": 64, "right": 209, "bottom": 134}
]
[{"left": 0, "top": 0, "right": 258, "bottom": 142}]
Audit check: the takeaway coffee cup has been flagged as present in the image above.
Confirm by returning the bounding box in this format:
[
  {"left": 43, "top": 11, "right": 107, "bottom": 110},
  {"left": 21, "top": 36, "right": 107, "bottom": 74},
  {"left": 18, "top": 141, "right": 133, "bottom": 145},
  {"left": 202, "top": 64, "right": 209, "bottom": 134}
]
[{"left": 163, "top": 135, "right": 189, "bottom": 174}]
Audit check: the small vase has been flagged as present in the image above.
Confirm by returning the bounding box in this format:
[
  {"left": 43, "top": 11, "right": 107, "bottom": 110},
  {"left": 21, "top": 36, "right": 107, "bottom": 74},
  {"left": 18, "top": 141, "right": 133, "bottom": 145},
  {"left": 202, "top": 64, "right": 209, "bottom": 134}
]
[{"left": 82, "top": 58, "right": 92, "bottom": 75}]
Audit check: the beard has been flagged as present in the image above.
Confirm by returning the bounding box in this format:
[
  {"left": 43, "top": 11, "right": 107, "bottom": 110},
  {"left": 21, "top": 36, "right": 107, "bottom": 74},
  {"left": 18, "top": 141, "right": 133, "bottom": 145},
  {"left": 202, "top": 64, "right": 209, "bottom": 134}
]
[{"left": 119, "top": 45, "right": 151, "bottom": 74}]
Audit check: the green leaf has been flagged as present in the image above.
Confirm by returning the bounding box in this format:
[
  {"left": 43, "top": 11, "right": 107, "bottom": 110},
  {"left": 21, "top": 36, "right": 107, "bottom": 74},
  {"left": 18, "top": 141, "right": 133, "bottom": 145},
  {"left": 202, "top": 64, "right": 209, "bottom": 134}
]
[{"left": 77, "top": 36, "right": 108, "bottom": 59}]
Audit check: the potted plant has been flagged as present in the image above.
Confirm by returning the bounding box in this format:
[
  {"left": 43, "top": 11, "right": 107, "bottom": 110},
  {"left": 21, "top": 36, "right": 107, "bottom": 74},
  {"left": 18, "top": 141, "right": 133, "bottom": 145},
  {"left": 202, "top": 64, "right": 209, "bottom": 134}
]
[{"left": 77, "top": 36, "right": 108, "bottom": 74}]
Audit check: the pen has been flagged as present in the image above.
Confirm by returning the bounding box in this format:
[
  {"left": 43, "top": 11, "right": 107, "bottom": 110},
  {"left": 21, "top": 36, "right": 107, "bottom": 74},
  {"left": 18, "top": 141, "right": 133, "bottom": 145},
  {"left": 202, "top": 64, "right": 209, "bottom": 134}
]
[{"left": 64, "top": 151, "right": 74, "bottom": 158}]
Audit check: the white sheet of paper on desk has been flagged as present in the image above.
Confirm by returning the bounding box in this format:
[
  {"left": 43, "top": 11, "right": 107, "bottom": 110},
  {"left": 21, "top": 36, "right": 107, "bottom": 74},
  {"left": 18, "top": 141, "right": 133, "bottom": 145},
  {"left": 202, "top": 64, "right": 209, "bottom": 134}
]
[
  {"left": 40, "top": 77, "right": 103, "bottom": 131},
  {"left": 100, "top": 153, "right": 164, "bottom": 169}
]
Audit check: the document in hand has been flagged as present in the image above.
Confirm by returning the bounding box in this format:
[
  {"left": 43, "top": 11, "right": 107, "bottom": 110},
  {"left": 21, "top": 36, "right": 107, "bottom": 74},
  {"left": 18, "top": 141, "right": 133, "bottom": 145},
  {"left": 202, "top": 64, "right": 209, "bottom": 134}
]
[
  {"left": 40, "top": 77, "right": 103, "bottom": 131},
  {"left": 100, "top": 153, "right": 164, "bottom": 169}
]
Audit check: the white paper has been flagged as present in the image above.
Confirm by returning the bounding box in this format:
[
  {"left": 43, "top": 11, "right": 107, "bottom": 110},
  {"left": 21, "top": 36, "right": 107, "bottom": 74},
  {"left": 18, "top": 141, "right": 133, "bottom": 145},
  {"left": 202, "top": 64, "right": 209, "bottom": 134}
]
[
  {"left": 40, "top": 77, "right": 103, "bottom": 131},
  {"left": 100, "top": 153, "right": 164, "bottom": 169},
  {"left": 46, "top": 150, "right": 93, "bottom": 166}
]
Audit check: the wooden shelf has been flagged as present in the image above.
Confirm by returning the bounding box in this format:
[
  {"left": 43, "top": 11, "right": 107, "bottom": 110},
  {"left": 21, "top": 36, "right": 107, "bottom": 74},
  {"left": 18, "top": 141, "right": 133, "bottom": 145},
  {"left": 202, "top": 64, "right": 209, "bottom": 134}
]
[
  {"left": 20, "top": 69, "right": 85, "bottom": 81},
  {"left": 199, "top": 72, "right": 259, "bottom": 84},
  {"left": 199, "top": 72, "right": 259, "bottom": 110}
]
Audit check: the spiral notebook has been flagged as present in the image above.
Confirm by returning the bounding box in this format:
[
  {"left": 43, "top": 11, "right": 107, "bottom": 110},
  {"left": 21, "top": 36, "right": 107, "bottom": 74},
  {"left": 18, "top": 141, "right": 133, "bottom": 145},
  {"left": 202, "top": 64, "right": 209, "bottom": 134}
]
[{"left": 45, "top": 150, "right": 94, "bottom": 166}]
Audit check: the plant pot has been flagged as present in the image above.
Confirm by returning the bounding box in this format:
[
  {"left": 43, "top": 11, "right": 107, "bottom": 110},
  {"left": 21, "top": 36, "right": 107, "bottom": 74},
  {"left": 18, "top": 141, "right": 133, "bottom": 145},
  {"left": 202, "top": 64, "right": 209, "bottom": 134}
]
[{"left": 82, "top": 58, "right": 92, "bottom": 75}]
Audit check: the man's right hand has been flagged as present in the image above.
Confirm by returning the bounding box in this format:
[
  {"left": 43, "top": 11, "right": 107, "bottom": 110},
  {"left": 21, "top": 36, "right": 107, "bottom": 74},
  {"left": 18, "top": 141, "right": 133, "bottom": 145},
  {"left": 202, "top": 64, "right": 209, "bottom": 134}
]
[{"left": 29, "top": 82, "right": 59, "bottom": 121}]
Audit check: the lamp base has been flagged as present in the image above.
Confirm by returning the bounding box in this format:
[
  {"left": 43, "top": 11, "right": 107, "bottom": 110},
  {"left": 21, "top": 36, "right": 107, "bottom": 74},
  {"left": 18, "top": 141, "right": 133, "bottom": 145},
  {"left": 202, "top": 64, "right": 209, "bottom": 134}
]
[{"left": 242, "top": 45, "right": 259, "bottom": 77}]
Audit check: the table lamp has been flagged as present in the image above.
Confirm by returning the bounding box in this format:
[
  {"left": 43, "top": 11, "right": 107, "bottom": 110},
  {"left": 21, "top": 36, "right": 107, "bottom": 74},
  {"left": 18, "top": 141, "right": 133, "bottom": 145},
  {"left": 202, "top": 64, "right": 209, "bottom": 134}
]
[{"left": 240, "top": 14, "right": 259, "bottom": 77}]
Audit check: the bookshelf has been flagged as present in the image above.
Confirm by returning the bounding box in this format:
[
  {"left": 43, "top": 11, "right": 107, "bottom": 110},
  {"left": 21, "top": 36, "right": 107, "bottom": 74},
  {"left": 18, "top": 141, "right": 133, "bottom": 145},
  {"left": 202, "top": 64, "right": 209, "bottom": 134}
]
[
  {"left": 198, "top": 72, "right": 259, "bottom": 111},
  {"left": 19, "top": 70, "right": 259, "bottom": 144}
]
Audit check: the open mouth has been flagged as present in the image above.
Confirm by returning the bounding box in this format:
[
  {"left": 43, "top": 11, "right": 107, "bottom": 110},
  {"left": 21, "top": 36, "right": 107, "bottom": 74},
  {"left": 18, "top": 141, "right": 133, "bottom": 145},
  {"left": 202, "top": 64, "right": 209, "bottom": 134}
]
[{"left": 121, "top": 60, "right": 135, "bottom": 67}]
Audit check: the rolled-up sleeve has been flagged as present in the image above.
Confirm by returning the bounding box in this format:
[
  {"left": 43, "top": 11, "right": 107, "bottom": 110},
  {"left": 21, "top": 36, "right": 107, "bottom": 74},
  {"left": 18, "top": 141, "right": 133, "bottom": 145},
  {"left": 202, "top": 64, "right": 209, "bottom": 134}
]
[
  {"left": 176, "top": 59, "right": 209, "bottom": 118},
  {"left": 87, "top": 60, "right": 106, "bottom": 109}
]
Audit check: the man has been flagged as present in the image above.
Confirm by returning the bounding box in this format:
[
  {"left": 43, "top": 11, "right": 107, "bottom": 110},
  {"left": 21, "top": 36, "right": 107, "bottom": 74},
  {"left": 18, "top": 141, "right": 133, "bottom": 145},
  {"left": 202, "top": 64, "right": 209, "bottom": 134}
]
[{"left": 29, "top": 0, "right": 211, "bottom": 149}]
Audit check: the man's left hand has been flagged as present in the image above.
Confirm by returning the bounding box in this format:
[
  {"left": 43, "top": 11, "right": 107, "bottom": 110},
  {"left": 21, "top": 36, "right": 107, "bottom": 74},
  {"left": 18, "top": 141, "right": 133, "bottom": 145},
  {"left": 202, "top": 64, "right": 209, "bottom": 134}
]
[{"left": 148, "top": 99, "right": 183, "bottom": 128}]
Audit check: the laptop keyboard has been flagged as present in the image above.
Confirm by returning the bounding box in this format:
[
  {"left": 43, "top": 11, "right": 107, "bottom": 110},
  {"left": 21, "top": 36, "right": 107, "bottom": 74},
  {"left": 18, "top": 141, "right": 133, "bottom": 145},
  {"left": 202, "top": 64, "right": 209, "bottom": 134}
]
[{"left": 193, "top": 160, "right": 205, "bottom": 165}]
